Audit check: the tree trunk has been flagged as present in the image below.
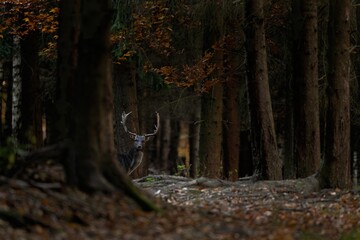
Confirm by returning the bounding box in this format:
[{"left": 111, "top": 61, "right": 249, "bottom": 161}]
[
  {"left": 160, "top": 118, "right": 171, "bottom": 172},
  {"left": 0, "top": 63, "right": 3, "bottom": 137},
  {"left": 113, "top": 61, "right": 142, "bottom": 178},
  {"left": 199, "top": 0, "right": 224, "bottom": 178},
  {"left": 73, "top": 0, "right": 115, "bottom": 191},
  {"left": 57, "top": 0, "right": 158, "bottom": 211},
  {"left": 319, "top": 0, "right": 352, "bottom": 189},
  {"left": 113, "top": 61, "right": 140, "bottom": 156},
  {"left": 2, "top": 61, "right": 12, "bottom": 143},
  {"left": 244, "top": 0, "right": 282, "bottom": 180},
  {"left": 223, "top": 80, "right": 240, "bottom": 181},
  {"left": 222, "top": 9, "right": 244, "bottom": 181},
  {"left": 223, "top": 34, "right": 241, "bottom": 181},
  {"left": 200, "top": 84, "right": 223, "bottom": 178},
  {"left": 56, "top": 0, "right": 80, "bottom": 185},
  {"left": 12, "top": 36, "right": 21, "bottom": 142},
  {"left": 168, "top": 119, "right": 180, "bottom": 174},
  {"left": 135, "top": 106, "right": 152, "bottom": 177},
  {"left": 292, "top": 0, "right": 320, "bottom": 178},
  {"left": 19, "top": 31, "right": 42, "bottom": 149},
  {"left": 186, "top": 1, "right": 203, "bottom": 179},
  {"left": 283, "top": 80, "right": 295, "bottom": 179},
  {"left": 189, "top": 99, "right": 201, "bottom": 178}
]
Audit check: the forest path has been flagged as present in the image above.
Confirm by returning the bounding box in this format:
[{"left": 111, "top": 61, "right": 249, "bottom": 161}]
[
  {"left": 136, "top": 175, "right": 360, "bottom": 239},
  {"left": 0, "top": 173, "right": 359, "bottom": 239}
]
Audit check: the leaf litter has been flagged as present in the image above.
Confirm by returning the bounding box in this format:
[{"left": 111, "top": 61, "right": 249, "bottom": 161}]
[{"left": 0, "top": 170, "right": 359, "bottom": 239}]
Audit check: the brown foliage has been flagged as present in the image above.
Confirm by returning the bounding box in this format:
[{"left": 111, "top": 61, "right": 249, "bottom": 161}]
[{"left": 0, "top": 0, "right": 58, "bottom": 38}]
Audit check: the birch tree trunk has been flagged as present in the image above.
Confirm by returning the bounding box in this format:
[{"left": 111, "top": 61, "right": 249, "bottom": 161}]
[
  {"left": 2, "top": 61, "right": 12, "bottom": 143},
  {"left": 12, "top": 35, "right": 21, "bottom": 143}
]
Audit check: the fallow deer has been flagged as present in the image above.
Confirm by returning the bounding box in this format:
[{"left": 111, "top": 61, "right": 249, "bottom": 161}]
[{"left": 118, "top": 111, "right": 160, "bottom": 175}]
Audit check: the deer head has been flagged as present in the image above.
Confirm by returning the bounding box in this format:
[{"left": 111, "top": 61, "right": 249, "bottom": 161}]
[{"left": 121, "top": 111, "right": 160, "bottom": 151}]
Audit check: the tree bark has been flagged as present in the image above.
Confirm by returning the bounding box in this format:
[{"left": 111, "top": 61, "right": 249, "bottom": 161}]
[
  {"left": 113, "top": 61, "right": 140, "bottom": 156},
  {"left": 160, "top": 118, "right": 171, "bottom": 172},
  {"left": 12, "top": 36, "right": 21, "bottom": 142},
  {"left": 73, "top": 0, "right": 116, "bottom": 192},
  {"left": 19, "top": 31, "right": 42, "bottom": 149},
  {"left": 168, "top": 120, "right": 180, "bottom": 174},
  {"left": 2, "top": 61, "right": 12, "bottom": 143},
  {"left": 223, "top": 34, "right": 241, "bottom": 181},
  {"left": 199, "top": 0, "right": 224, "bottom": 178},
  {"left": 292, "top": 0, "right": 320, "bottom": 178},
  {"left": 244, "top": 0, "right": 282, "bottom": 180},
  {"left": 56, "top": 0, "right": 159, "bottom": 211},
  {"left": 319, "top": 0, "right": 352, "bottom": 189},
  {"left": 200, "top": 85, "right": 223, "bottom": 178},
  {"left": 56, "top": 0, "right": 80, "bottom": 185},
  {"left": 189, "top": 100, "right": 201, "bottom": 178},
  {"left": 186, "top": 1, "right": 202, "bottom": 179}
]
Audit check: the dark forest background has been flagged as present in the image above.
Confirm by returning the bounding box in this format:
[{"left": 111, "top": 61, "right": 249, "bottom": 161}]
[{"left": 0, "top": 0, "right": 358, "bottom": 191}]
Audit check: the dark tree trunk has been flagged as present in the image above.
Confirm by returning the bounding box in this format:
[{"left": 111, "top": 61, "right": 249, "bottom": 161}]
[
  {"left": 292, "top": 0, "right": 321, "bottom": 178},
  {"left": 113, "top": 61, "right": 140, "bottom": 155},
  {"left": 186, "top": 1, "right": 202, "bottom": 179},
  {"left": 239, "top": 130, "right": 253, "bottom": 177},
  {"left": 223, "top": 85, "right": 240, "bottom": 181},
  {"left": 222, "top": 0, "right": 245, "bottom": 182},
  {"left": 189, "top": 100, "right": 201, "bottom": 178},
  {"left": 199, "top": 84, "right": 223, "bottom": 178},
  {"left": 2, "top": 61, "right": 12, "bottom": 143},
  {"left": 135, "top": 107, "right": 152, "bottom": 177},
  {"left": 199, "top": 0, "right": 224, "bottom": 178},
  {"left": 168, "top": 120, "right": 180, "bottom": 174},
  {"left": 244, "top": 0, "right": 282, "bottom": 180},
  {"left": 56, "top": 0, "right": 80, "bottom": 185},
  {"left": 73, "top": 0, "right": 116, "bottom": 191},
  {"left": 19, "top": 31, "right": 42, "bottom": 149},
  {"left": 319, "top": 0, "right": 352, "bottom": 189},
  {"left": 223, "top": 45, "right": 241, "bottom": 181},
  {"left": 160, "top": 118, "right": 171, "bottom": 172},
  {"left": 56, "top": 0, "right": 158, "bottom": 211},
  {"left": 283, "top": 80, "right": 295, "bottom": 179}
]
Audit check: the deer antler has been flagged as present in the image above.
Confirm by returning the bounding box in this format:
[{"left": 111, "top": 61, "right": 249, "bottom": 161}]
[
  {"left": 121, "top": 112, "right": 137, "bottom": 137},
  {"left": 144, "top": 112, "right": 160, "bottom": 137}
]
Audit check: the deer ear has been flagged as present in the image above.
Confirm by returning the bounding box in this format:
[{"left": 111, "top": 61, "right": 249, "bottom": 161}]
[
  {"left": 145, "top": 136, "right": 151, "bottom": 142},
  {"left": 129, "top": 135, "right": 136, "bottom": 140}
]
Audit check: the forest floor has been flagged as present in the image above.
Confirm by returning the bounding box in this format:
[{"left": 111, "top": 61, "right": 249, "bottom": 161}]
[{"left": 0, "top": 164, "right": 360, "bottom": 239}]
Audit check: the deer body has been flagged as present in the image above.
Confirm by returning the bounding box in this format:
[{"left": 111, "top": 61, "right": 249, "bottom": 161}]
[
  {"left": 118, "top": 112, "right": 159, "bottom": 175},
  {"left": 118, "top": 135, "right": 145, "bottom": 175}
]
